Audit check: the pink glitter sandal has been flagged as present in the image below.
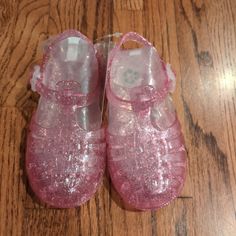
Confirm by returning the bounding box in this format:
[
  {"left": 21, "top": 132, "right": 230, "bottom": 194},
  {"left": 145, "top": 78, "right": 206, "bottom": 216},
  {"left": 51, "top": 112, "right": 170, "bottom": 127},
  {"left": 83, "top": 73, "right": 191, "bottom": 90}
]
[
  {"left": 106, "top": 32, "right": 186, "bottom": 210},
  {"left": 26, "top": 30, "right": 106, "bottom": 208}
]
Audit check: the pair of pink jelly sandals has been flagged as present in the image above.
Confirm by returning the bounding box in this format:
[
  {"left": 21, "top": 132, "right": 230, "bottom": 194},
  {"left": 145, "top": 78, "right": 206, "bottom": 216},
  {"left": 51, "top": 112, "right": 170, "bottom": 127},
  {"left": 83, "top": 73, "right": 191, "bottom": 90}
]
[{"left": 26, "top": 30, "right": 186, "bottom": 210}]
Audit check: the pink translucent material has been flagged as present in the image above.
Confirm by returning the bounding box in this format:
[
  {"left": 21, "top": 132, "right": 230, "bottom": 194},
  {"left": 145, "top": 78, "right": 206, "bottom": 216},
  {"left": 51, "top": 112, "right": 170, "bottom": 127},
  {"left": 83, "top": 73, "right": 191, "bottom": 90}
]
[
  {"left": 106, "top": 32, "right": 186, "bottom": 210},
  {"left": 26, "top": 30, "right": 105, "bottom": 208}
]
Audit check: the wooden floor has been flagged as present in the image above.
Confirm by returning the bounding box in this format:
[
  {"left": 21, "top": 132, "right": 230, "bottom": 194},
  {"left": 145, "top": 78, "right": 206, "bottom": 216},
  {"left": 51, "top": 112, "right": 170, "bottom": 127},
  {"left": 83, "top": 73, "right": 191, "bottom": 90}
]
[{"left": 0, "top": 0, "right": 236, "bottom": 235}]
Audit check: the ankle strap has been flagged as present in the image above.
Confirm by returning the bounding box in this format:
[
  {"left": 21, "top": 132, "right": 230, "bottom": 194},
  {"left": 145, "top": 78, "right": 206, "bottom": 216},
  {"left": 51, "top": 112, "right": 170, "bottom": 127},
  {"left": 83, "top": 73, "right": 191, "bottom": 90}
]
[
  {"left": 30, "top": 30, "right": 100, "bottom": 107},
  {"left": 31, "top": 65, "right": 100, "bottom": 106},
  {"left": 106, "top": 32, "right": 176, "bottom": 112}
]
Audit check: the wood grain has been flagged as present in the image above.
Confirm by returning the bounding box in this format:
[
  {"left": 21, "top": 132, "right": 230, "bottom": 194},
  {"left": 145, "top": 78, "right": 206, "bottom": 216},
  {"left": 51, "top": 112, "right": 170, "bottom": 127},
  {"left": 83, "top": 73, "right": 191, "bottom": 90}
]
[
  {"left": 0, "top": 108, "right": 26, "bottom": 236},
  {"left": 0, "top": 0, "right": 49, "bottom": 107},
  {"left": 174, "top": 0, "right": 236, "bottom": 235},
  {"left": 0, "top": 0, "right": 236, "bottom": 235}
]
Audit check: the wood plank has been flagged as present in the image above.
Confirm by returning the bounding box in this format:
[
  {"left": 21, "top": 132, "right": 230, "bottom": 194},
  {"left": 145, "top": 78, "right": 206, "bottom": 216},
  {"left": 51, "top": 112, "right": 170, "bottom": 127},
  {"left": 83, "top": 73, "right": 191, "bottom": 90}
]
[
  {"left": 23, "top": 0, "right": 113, "bottom": 211},
  {"left": 204, "top": 0, "right": 236, "bottom": 208},
  {"left": 108, "top": 1, "right": 194, "bottom": 235},
  {"left": 0, "top": 0, "right": 19, "bottom": 96},
  {"left": 22, "top": 209, "right": 80, "bottom": 236},
  {"left": 112, "top": 0, "right": 192, "bottom": 198},
  {"left": 0, "top": 108, "right": 26, "bottom": 236},
  {"left": 155, "top": 198, "right": 193, "bottom": 236},
  {"left": 47, "top": 0, "right": 112, "bottom": 40},
  {"left": 174, "top": 0, "right": 236, "bottom": 235},
  {"left": 108, "top": 184, "right": 153, "bottom": 236},
  {"left": 0, "top": 0, "right": 49, "bottom": 107},
  {"left": 24, "top": 177, "right": 114, "bottom": 235},
  {"left": 114, "top": 0, "right": 143, "bottom": 10}
]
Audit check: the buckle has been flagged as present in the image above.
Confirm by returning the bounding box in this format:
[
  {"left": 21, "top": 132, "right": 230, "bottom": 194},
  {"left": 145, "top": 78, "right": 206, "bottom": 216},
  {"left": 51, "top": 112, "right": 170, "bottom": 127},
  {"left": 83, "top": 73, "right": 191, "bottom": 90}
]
[
  {"left": 165, "top": 63, "right": 176, "bottom": 93},
  {"left": 30, "top": 65, "right": 41, "bottom": 92}
]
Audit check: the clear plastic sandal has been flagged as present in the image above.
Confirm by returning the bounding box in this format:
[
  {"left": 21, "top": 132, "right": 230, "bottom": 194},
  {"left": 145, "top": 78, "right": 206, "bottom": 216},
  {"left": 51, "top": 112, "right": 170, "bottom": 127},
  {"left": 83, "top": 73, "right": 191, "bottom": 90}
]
[
  {"left": 106, "top": 32, "right": 186, "bottom": 210},
  {"left": 26, "top": 30, "right": 106, "bottom": 208}
]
